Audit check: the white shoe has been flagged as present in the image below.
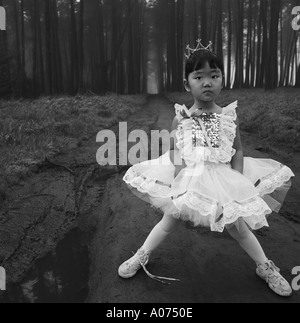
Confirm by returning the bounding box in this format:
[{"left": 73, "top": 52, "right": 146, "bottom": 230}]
[
  {"left": 118, "top": 248, "right": 150, "bottom": 279},
  {"left": 256, "top": 260, "right": 293, "bottom": 297},
  {"left": 118, "top": 248, "right": 180, "bottom": 284}
]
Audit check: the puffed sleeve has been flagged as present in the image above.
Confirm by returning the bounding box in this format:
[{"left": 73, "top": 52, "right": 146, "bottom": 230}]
[
  {"left": 222, "top": 101, "right": 238, "bottom": 121},
  {"left": 174, "top": 104, "right": 190, "bottom": 122}
]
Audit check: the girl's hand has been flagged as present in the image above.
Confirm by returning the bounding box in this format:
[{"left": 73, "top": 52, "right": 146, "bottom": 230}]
[{"left": 170, "top": 149, "right": 187, "bottom": 178}]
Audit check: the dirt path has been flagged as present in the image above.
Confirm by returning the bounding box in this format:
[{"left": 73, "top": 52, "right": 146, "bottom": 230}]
[
  {"left": 1, "top": 94, "right": 299, "bottom": 303},
  {"left": 87, "top": 95, "right": 300, "bottom": 304}
]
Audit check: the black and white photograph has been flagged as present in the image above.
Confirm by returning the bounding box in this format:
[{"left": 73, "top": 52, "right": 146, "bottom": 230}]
[{"left": 0, "top": 0, "right": 300, "bottom": 306}]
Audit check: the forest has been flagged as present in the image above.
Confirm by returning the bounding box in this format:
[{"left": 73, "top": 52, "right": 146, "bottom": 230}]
[{"left": 0, "top": 0, "right": 299, "bottom": 98}]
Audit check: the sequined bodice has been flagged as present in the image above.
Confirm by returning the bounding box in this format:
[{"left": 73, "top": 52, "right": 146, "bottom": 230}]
[
  {"left": 174, "top": 101, "right": 238, "bottom": 165},
  {"left": 192, "top": 113, "right": 221, "bottom": 148}
]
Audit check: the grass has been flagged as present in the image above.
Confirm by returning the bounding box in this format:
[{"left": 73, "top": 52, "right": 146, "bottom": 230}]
[
  {"left": 165, "top": 88, "right": 300, "bottom": 153},
  {"left": 0, "top": 94, "right": 147, "bottom": 195}
]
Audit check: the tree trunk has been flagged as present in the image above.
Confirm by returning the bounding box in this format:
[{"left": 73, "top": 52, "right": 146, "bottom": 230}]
[
  {"left": 295, "top": 65, "right": 300, "bottom": 87},
  {"left": 79, "top": 0, "right": 84, "bottom": 90},
  {"left": 265, "top": 0, "right": 281, "bottom": 90},
  {"left": 226, "top": 0, "right": 232, "bottom": 89},
  {"left": 13, "top": 0, "right": 22, "bottom": 96},
  {"left": 210, "top": 0, "right": 217, "bottom": 49},
  {"left": 250, "top": 0, "right": 256, "bottom": 87},
  {"left": 45, "top": 0, "right": 53, "bottom": 94},
  {"left": 193, "top": 0, "right": 198, "bottom": 42},
  {"left": 20, "top": 0, "right": 26, "bottom": 95},
  {"left": 31, "top": 0, "right": 38, "bottom": 96},
  {"left": 233, "top": 0, "right": 244, "bottom": 88},
  {"left": 255, "top": 0, "right": 262, "bottom": 87},
  {"left": 200, "top": 0, "right": 208, "bottom": 45},
  {"left": 70, "top": 0, "right": 79, "bottom": 94},
  {"left": 35, "top": 0, "right": 45, "bottom": 94},
  {"left": 283, "top": 32, "right": 295, "bottom": 86},
  {"left": 127, "top": 0, "right": 134, "bottom": 94},
  {"left": 166, "top": 0, "right": 176, "bottom": 91},
  {"left": 260, "top": 0, "right": 268, "bottom": 88},
  {"left": 176, "top": 0, "right": 185, "bottom": 91},
  {"left": 245, "top": 0, "right": 252, "bottom": 88},
  {"left": 216, "top": 0, "right": 223, "bottom": 63},
  {"left": 51, "top": 0, "right": 63, "bottom": 93}
]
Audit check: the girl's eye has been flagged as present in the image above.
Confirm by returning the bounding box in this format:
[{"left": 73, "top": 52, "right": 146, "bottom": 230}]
[{"left": 212, "top": 75, "right": 219, "bottom": 79}]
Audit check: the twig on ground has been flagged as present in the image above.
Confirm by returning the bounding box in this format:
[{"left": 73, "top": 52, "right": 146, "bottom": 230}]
[{"left": 45, "top": 158, "right": 75, "bottom": 175}]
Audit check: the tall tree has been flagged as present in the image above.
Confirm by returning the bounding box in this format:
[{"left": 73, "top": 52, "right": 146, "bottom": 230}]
[
  {"left": 12, "top": 0, "right": 22, "bottom": 96},
  {"left": 245, "top": 0, "right": 253, "bottom": 88},
  {"left": 44, "top": 0, "right": 53, "bottom": 94},
  {"left": 176, "top": 0, "right": 185, "bottom": 90},
  {"left": 78, "top": 0, "right": 84, "bottom": 91},
  {"left": 70, "top": 0, "right": 79, "bottom": 94},
  {"left": 250, "top": 0, "right": 256, "bottom": 87},
  {"left": 216, "top": 0, "right": 223, "bottom": 63},
  {"left": 129, "top": 0, "right": 134, "bottom": 92},
  {"left": 51, "top": 0, "right": 63, "bottom": 93},
  {"left": 166, "top": 0, "right": 176, "bottom": 91},
  {"left": 296, "top": 65, "right": 300, "bottom": 87},
  {"left": 226, "top": 0, "right": 232, "bottom": 89},
  {"left": 260, "top": 0, "right": 269, "bottom": 88},
  {"left": 265, "top": 0, "right": 281, "bottom": 90},
  {"left": 31, "top": 0, "right": 38, "bottom": 95},
  {"left": 20, "top": 0, "right": 25, "bottom": 95},
  {"left": 200, "top": 0, "right": 208, "bottom": 45},
  {"left": 255, "top": 0, "right": 263, "bottom": 87},
  {"left": 44, "top": 0, "right": 63, "bottom": 94},
  {"left": 233, "top": 0, "right": 244, "bottom": 88}
]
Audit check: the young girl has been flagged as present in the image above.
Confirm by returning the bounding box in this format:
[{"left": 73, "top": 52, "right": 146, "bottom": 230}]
[{"left": 119, "top": 41, "right": 295, "bottom": 297}]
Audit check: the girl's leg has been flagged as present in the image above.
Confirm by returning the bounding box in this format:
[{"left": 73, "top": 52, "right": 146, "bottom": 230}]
[
  {"left": 226, "top": 218, "right": 293, "bottom": 297},
  {"left": 226, "top": 219, "right": 268, "bottom": 265},
  {"left": 142, "top": 214, "right": 181, "bottom": 254}
]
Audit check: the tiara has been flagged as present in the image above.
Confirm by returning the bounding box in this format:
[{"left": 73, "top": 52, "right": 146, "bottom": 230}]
[{"left": 185, "top": 39, "right": 213, "bottom": 59}]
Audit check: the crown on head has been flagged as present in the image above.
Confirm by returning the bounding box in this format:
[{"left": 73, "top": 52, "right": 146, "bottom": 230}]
[{"left": 185, "top": 39, "right": 213, "bottom": 60}]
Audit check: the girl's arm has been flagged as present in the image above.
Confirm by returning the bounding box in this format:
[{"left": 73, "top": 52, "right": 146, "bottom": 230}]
[
  {"left": 231, "top": 117, "right": 244, "bottom": 174},
  {"left": 170, "top": 117, "right": 187, "bottom": 169}
]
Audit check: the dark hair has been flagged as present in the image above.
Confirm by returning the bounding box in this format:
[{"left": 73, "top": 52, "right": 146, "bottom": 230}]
[{"left": 185, "top": 50, "right": 225, "bottom": 83}]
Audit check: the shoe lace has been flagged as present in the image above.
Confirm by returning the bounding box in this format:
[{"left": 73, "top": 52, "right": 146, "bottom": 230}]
[
  {"left": 264, "top": 261, "right": 286, "bottom": 285},
  {"left": 127, "top": 251, "right": 148, "bottom": 271},
  {"left": 133, "top": 251, "right": 180, "bottom": 285},
  {"left": 268, "top": 260, "right": 280, "bottom": 273}
]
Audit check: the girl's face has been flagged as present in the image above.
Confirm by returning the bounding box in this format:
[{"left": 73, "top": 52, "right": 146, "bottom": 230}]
[{"left": 184, "top": 61, "right": 223, "bottom": 103}]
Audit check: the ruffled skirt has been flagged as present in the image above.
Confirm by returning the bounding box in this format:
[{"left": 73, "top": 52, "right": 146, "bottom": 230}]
[{"left": 123, "top": 151, "right": 295, "bottom": 233}]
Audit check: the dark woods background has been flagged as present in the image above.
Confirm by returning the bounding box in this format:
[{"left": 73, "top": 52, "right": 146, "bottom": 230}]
[{"left": 0, "top": 0, "right": 299, "bottom": 98}]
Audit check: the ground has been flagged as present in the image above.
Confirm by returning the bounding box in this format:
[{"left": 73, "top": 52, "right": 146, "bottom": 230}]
[
  {"left": 87, "top": 95, "right": 300, "bottom": 303},
  {"left": 0, "top": 93, "right": 300, "bottom": 303}
]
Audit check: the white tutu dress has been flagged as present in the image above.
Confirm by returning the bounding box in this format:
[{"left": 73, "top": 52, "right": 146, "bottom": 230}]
[{"left": 123, "top": 101, "right": 295, "bottom": 233}]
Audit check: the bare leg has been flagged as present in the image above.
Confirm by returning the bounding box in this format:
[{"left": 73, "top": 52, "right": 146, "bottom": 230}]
[
  {"left": 226, "top": 219, "right": 268, "bottom": 265},
  {"left": 142, "top": 214, "right": 181, "bottom": 254}
]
